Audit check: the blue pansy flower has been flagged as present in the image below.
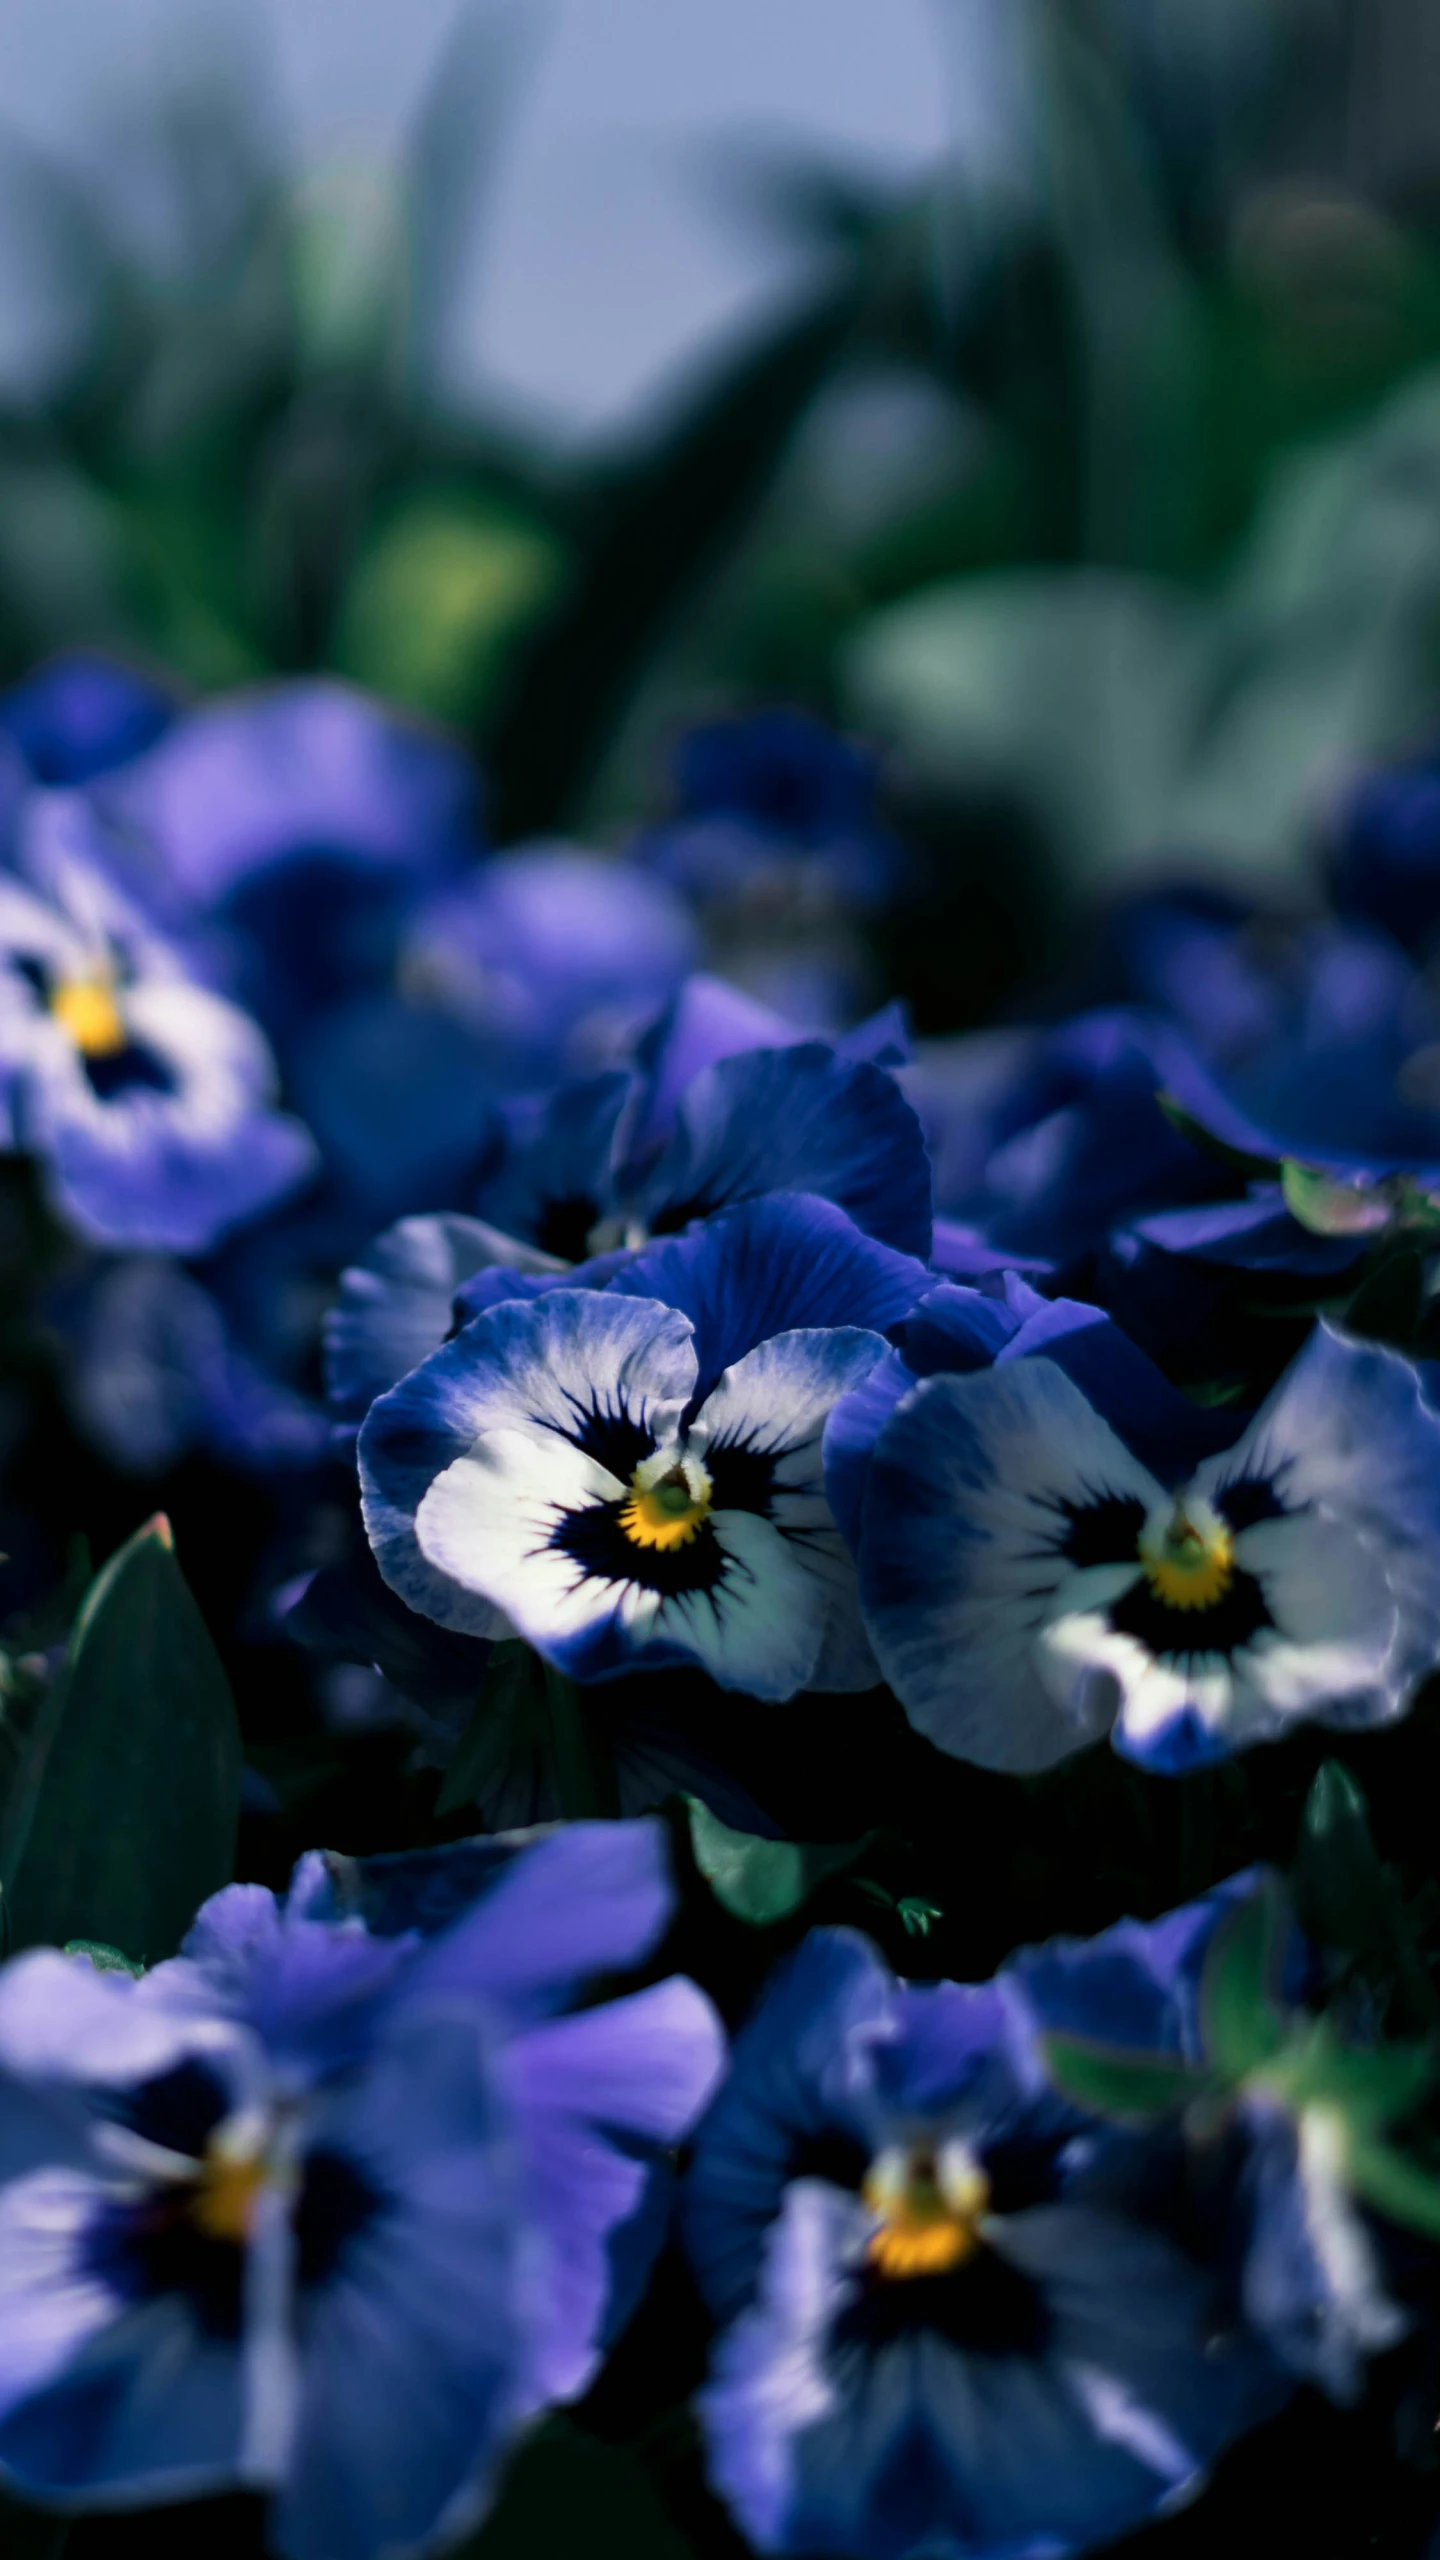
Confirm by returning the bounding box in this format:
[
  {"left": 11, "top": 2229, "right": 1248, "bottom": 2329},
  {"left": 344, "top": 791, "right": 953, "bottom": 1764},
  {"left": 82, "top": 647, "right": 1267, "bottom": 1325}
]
[
  {"left": 54, "top": 1255, "right": 330, "bottom": 1478},
  {"left": 1003, "top": 1880, "right": 1409, "bottom": 2405},
  {"left": 638, "top": 708, "right": 899, "bottom": 914},
  {"left": 401, "top": 843, "right": 699, "bottom": 1086},
  {"left": 358, "top": 1193, "right": 927, "bottom": 1696},
  {"left": 0, "top": 652, "right": 177, "bottom": 787},
  {"left": 906, "top": 1008, "right": 1229, "bottom": 1271},
  {"left": 0, "top": 1820, "right": 723, "bottom": 2558},
  {"left": 0, "top": 797, "right": 316, "bottom": 1252},
  {"left": 95, "top": 678, "right": 479, "bottom": 1037},
  {"left": 476, "top": 1025, "right": 932, "bottom": 1266},
  {"left": 633, "top": 710, "right": 903, "bottom": 1026},
  {"left": 1157, "top": 924, "right": 1440, "bottom": 1189},
  {"left": 684, "top": 1928, "right": 1282, "bottom": 2560},
  {"left": 849, "top": 1319, "right": 1440, "bottom": 1773}
]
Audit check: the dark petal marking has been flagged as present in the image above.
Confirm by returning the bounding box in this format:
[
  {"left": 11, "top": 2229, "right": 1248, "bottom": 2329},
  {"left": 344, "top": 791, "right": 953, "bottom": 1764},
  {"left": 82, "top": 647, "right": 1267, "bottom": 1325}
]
[
  {"left": 788, "top": 2129, "right": 870, "bottom": 2194},
  {"left": 551, "top": 1497, "right": 730, "bottom": 1599},
  {"left": 834, "top": 2241, "right": 1052, "bottom": 2359},
  {"left": 83, "top": 1041, "right": 176, "bottom": 1102},
  {"left": 1056, "top": 1492, "right": 1148, "bottom": 1569},
  {"left": 706, "top": 1436, "right": 777, "bottom": 1520},
  {"left": 978, "top": 2135, "right": 1066, "bottom": 2217},
  {"left": 562, "top": 1398, "right": 657, "bottom": 1483},
  {"left": 294, "top": 2147, "right": 384, "bottom": 2291},
  {"left": 1106, "top": 1565, "right": 1272, "bottom": 1661},
  {"left": 86, "top": 2189, "right": 245, "bottom": 2341},
  {"left": 1214, "top": 1476, "right": 1288, "bottom": 1532},
  {"left": 109, "top": 2058, "right": 229, "bottom": 2160}
]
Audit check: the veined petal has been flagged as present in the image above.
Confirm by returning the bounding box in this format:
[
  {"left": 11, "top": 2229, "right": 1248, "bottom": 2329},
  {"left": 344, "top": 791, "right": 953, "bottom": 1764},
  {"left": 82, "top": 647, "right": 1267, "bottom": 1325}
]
[
  {"left": 608, "top": 1195, "right": 927, "bottom": 1407},
  {"left": 326, "top": 1215, "right": 564, "bottom": 1427},
  {"left": 637, "top": 1043, "right": 933, "bottom": 1258}
]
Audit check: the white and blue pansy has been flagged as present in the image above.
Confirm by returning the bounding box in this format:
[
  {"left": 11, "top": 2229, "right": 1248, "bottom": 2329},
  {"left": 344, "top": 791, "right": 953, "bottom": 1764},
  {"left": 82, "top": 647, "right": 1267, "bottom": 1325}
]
[
  {"left": 0, "top": 802, "right": 316, "bottom": 1253},
  {"left": 358, "top": 1194, "right": 927, "bottom": 1697},
  {"left": 685, "top": 1930, "right": 1284, "bottom": 2560},
  {"left": 850, "top": 1320, "right": 1440, "bottom": 1775}
]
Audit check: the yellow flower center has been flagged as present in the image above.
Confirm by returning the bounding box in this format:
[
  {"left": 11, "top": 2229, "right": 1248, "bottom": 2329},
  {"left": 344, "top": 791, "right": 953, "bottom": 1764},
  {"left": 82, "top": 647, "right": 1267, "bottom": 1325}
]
[
  {"left": 50, "top": 975, "right": 127, "bottom": 1058},
  {"left": 619, "top": 1453, "right": 713, "bottom": 1551},
  {"left": 1138, "top": 1498, "right": 1234, "bottom": 1612},
  {"left": 863, "top": 2143, "right": 991, "bottom": 2282},
  {"left": 190, "top": 2143, "right": 269, "bottom": 2245}
]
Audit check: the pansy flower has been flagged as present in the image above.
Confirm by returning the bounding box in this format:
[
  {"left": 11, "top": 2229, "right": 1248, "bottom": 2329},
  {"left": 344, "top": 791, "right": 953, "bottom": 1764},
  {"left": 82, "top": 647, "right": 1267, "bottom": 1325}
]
[
  {"left": 94, "top": 678, "right": 478, "bottom": 1032},
  {"left": 848, "top": 1319, "right": 1440, "bottom": 1773},
  {"left": 0, "top": 798, "right": 316, "bottom": 1252},
  {"left": 358, "top": 1193, "right": 927, "bottom": 1696},
  {"left": 0, "top": 650, "right": 176, "bottom": 787},
  {"left": 400, "top": 842, "right": 698, "bottom": 1087},
  {"left": 1000, "top": 1878, "right": 1407, "bottom": 2405},
  {"left": 474, "top": 1019, "right": 932, "bottom": 1269},
  {"left": 684, "top": 1928, "right": 1283, "bottom": 2560},
  {"left": 0, "top": 1821, "right": 724, "bottom": 2559}
]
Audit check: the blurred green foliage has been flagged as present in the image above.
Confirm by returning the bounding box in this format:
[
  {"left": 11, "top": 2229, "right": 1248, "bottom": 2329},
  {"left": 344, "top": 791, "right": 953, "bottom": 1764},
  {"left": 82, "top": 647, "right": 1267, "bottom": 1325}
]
[{"left": 2, "top": 0, "right": 1440, "bottom": 959}]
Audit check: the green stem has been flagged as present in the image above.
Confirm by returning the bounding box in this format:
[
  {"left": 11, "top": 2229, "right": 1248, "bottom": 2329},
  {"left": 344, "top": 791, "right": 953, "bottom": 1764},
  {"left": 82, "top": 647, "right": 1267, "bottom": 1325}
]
[
  {"left": 1179, "top": 1769, "right": 1216, "bottom": 1903},
  {"left": 542, "top": 1666, "right": 617, "bottom": 1821}
]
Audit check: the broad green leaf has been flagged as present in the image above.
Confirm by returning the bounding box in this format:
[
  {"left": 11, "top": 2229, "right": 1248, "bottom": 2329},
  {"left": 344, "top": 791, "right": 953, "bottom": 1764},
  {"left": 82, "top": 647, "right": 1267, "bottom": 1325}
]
[
  {"left": 456, "top": 2416, "right": 695, "bottom": 2560},
  {"left": 683, "top": 1798, "right": 874, "bottom": 1927},
  {"left": 1199, "top": 1878, "right": 1291, "bottom": 2080},
  {"left": 0, "top": 1516, "right": 242, "bottom": 1962},
  {"left": 1041, "top": 2033, "right": 1211, "bottom": 2123}
]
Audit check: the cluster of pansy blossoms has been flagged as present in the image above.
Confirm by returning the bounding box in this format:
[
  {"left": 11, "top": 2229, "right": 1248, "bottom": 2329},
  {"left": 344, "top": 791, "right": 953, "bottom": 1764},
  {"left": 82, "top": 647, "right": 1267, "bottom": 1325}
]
[{"left": 1, "top": 652, "right": 1440, "bottom": 2558}]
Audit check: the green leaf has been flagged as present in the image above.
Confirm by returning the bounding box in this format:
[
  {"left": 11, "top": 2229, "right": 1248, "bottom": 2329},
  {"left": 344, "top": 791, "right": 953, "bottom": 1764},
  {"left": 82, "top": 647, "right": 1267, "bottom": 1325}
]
[
  {"left": 1261, "top": 2019, "right": 1437, "bottom": 2135},
  {"left": 1293, "top": 1760, "right": 1438, "bottom": 2027},
  {"left": 1295, "top": 1762, "right": 1388, "bottom": 1947},
  {"left": 1344, "top": 1246, "right": 1424, "bottom": 1349},
  {"left": 1199, "top": 1878, "right": 1291, "bottom": 2080},
  {"left": 683, "top": 1798, "right": 874, "bottom": 1927},
  {"left": 435, "top": 1641, "right": 541, "bottom": 1817},
  {"left": 63, "top": 1939, "right": 144, "bottom": 1978},
  {"left": 0, "top": 1516, "right": 242, "bottom": 1962},
  {"left": 1041, "top": 2032, "right": 1211, "bottom": 2122},
  {"left": 455, "top": 2416, "right": 695, "bottom": 2560},
  {"left": 1346, "top": 2134, "right": 1440, "bottom": 2244}
]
